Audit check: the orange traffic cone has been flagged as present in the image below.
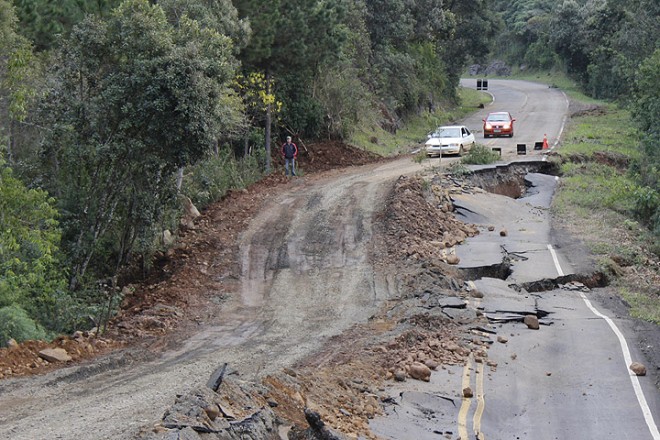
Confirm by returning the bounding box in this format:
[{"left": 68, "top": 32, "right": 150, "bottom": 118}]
[{"left": 543, "top": 134, "right": 549, "bottom": 149}]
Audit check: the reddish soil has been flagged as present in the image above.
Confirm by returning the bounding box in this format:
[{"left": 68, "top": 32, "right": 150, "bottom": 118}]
[{"left": 0, "top": 140, "right": 386, "bottom": 380}]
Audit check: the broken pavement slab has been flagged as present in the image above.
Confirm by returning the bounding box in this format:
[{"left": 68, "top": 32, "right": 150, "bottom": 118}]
[
  {"left": 469, "top": 278, "right": 552, "bottom": 327},
  {"left": 452, "top": 174, "right": 573, "bottom": 283}
]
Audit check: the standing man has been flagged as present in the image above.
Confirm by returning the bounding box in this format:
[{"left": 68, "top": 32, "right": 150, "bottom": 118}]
[{"left": 281, "top": 136, "right": 298, "bottom": 177}]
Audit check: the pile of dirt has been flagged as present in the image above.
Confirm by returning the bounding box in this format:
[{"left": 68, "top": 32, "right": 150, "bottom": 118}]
[
  {"left": 381, "top": 174, "right": 480, "bottom": 265},
  {"left": 0, "top": 333, "right": 122, "bottom": 380},
  {"left": 274, "top": 140, "right": 384, "bottom": 173}
]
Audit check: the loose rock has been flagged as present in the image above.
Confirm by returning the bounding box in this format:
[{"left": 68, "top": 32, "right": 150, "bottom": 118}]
[
  {"left": 523, "top": 315, "right": 540, "bottom": 330},
  {"left": 38, "top": 348, "right": 72, "bottom": 363},
  {"left": 409, "top": 363, "right": 432, "bottom": 382},
  {"left": 629, "top": 362, "right": 646, "bottom": 376}
]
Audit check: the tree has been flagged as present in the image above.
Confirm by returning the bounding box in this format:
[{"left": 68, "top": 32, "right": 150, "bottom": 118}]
[
  {"left": 0, "top": 0, "right": 38, "bottom": 164},
  {"left": 0, "top": 155, "right": 66, "bottom": 335},
  {"left": 234, "top": 0, "right": 348, "bottom": 170},
  {"left": 12, "top": 0, "right": 121, "bottom": 50},
  {"left": 39, "top": 0, "right": 242, "bottom": 288}
]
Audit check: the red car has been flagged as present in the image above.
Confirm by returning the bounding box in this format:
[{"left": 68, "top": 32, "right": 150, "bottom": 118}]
[{"left": 483, "top": 112, "right": 515, "bottom": 137}]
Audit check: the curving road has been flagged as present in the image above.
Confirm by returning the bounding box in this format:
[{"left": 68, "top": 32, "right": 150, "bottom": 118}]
[{"left": 459, "top": 78, "right": 569, "bottom": 158}]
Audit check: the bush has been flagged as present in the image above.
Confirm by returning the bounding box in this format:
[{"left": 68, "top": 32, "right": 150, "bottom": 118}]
[
  {"left": 182, "top": 149, "right": 264, "bottom": 211},
  {"left": 0, "top": 305, "right": 48, "bottom": 345},
  {"left": 461, "top": 144, "right": 500, "bottom": 165}
]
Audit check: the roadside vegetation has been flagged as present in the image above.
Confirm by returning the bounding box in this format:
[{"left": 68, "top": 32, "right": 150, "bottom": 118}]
[
  {"left": 551, "top": 97, "right": 659, "bottom": 323},
  {"left": 460, "top": 144, "right": 501, "bottom": 165}
]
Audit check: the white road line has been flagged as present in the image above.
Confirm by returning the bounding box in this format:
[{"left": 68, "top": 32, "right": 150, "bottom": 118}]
[
  {"left": 579, "top": 293, "right": 660, "bottom": 440},
  {"left": 547, "top": 244, "right": 564, "bottom": 276}
]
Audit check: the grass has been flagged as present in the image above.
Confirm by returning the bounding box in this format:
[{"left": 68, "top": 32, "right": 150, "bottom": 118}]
[
  {"left": 349, "top": 87, "right": 492, "bottom": 156},
  {"left": 551, "top": 103, "right": 659, "bottom": 323},
  {"left": 621, "top": 289, "right": 660, "bottom": 325}
]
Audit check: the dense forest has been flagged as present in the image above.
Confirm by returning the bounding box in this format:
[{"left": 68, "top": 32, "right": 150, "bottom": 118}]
[{"left": 0, "top": 0, "right": 658, "bottom": 344}]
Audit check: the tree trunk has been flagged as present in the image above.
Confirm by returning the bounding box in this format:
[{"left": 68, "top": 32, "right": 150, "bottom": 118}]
[
  {"left": 176, "top": 167, "right": 184, "bottom": 191},
  {"left": 265, "top": 69, "right": 272, "bottom": 173}
]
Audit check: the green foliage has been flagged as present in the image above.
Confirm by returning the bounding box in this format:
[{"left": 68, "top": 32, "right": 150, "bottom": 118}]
[
  {"left": 446, "top": 162, "right": 472, "bottom": 177},
  {"left": 182, "top": 149, "right": 264, "bottom": 211},
  {"left": 461, "top": 144, "right": 500, "bottom": 165},
  {"left": 621, "top": 289, "right": 660, "bottom": 325},
  {"left": 13, "top": 0, "right": 121, "bottom": 50},
  {"left": 491, "top": 0, "right": 659, "bottom": 104},
  {"left": 312, "top": 65, "right": 376, "bottom": 140},
  {"left": 0, "top": 305, "right": 48, "bottom": 345},
  {"left": 632, "top": 186, "right": 660, "bottom": 236},
  {"left": 631, "top": 49, "right": 660, "bottom": 135},
  {"left": 37, "top": 0, "right": 243, "bottom": 289},
  {"left": 0, "top": 159, "right": 66, "bottom": 316}
]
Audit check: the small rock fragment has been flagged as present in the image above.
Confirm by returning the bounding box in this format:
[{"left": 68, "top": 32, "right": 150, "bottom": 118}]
[
  {"left": 499, "top": 229, "right": 508, "bottom": 237},
  {"left": 629, "top": 362, "right": 646, "bottom": 376},
  {"left": 424, "top": 359, "right": 439, "bottom": 370},
  {"left": 497, "top": 336, "right": 508, "bottom": 344},
  {"left": 409, "top": 362, "right": 432, "bottom": 382},
  {"left": 204, "top": 405, "right": 220, "bottom": 421},
  {"left": 463, "top": 387, "right": 473, "bottom": 398},
  {"left": 470, "top": 290, "right": 484, "bottom": 299},
  {"left": 523, "top": 315, "right": 540, "bottom": 330}
]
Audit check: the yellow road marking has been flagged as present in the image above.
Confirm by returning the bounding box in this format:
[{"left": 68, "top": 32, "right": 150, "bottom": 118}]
[
  {"left": 458, "top": 355, "right": 473, "bottom": 440},
  {"left": 474, "top": 361, "right": 486, "bottom": 439}
]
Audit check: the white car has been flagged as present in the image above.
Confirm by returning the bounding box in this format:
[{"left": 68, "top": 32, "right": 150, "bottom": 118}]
[{"left": 425, "top": 125, "right": 475, "bottom": 157}]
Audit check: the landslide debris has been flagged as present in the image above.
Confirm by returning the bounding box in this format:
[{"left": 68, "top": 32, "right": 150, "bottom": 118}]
[
  {"left": 2, "top": 144, "right": 497, "bottom": 440},
  {"left": 140, "top": 172, "right": 495, "bottom": 440}
]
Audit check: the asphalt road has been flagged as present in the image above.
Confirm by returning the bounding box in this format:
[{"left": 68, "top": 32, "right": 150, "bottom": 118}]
[
  {"left": 455, "top": 186, "right": 660, "bottom": 440},
  {"left": 459, "top": 78, "right": 569, "bottom": 159},
  {"left": 372, "top": 79, "right": 659, "bottom": 440}
]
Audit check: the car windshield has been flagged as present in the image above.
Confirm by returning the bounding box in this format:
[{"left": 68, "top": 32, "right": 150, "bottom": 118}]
[
  {"left": 487, "top": 114, "right": 509, "bottom": 122},
  {"left": 432, "top": 127, "right": 461, "bottom": 138}
]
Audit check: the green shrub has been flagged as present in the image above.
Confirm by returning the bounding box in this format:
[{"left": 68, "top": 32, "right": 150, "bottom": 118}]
[
  {"left": 461, "top": 144, "right": 500, "bottom": 165},
  {"left": 633, "top": 186, "right": 659, "bottom": 226},
  {"left": 412, "top": 149, "right": 428, "bottom": 163},
  {"left": 182, "top": 149, "right": 264, "bottom": 211},
  {"left": 0, "top": 305, "right": 48, "bottom": 345}
]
